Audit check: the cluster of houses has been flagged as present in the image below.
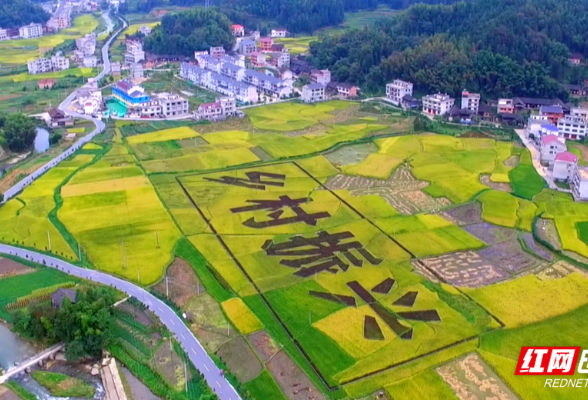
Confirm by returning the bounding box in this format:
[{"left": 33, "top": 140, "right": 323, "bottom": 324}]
[
  {"left": 73, "top": 32, "right": 98, "bottom": 68},
  {"left": 180, "top": 47, "right": 293, "bottom": 104},
  {"left": 27, "top": 53, "right": 70, "bottom": 75},
  {"left": 0, "top": 2, "right": 76, "bottom": 41},
  {"left": 110, "top": 79, "right": 189, "bottom": 118},
  {"left": 301, "top": 69, "right": 360, "bottom": 103},
  {"left": 194, "top": 97, "right": 244, "bottom": 122}
]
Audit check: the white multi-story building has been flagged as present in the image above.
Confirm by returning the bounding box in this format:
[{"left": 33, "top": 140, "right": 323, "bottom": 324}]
[
  {"left": 195, "top": 97, "right": 237, "bottom": 121},
  {"left": 51, "top": 55, "right": 70, "bottom": 70},
  {"left": 130, "top": 63, "right": 144, "bottom": 79},
  {"left": 461, "top": 90, "right": 480, "bottom": 113},
  {"left": 239, "top": 39, "right": 256, "bottom": 55},
  {"left": 139, "top": 26, "right": 152, "bottom": 36},
  {"left": 553, "top": 152, "right": 578, "bottom": 181},
  {"left": 181, "top": 63, "right": 258, "bottom": 103},
  {"left": 125, "top": 41, "right": 145, "bottom": 64},
  {"left": 573, "top": 167, "right": 588, "bottom": 200},
  {"left": 557, "top": 115, "right": 588, "bottom": 140},
  {"left": 82, "top": 55, "right": 97, "bottom": 67},
  {"left": 76, "top": 33, "right": 96, "bottom": 55},
  {"left": 0, "top": 28, "right": 8, "bottom": 41},
  {"left": 210, "top": 46, "right": 226, "bottom": 59},
  {"left": 27, "top": 58, "right": 52, "bottom": 74},
  {"left": 311, "top": 69, "right": 331, "bottom": 85},
  {"left": 527, "top": 115, "right": 553, "bottom": 137},
  {"left": 422, "top": 93, "right": 454, "bottom": 116},
  {"left": 270, "top": 28, "right": 288, "bottom": 38},
  {"left": 302, "top": 83, "right": 325, "bottom": 103},
  {"left": 386, "top": 80, "right": 413, "bottom": 106},
  {"left": 540, "top": 135, "right": 566, "bottom": 165},
  {"left": 19, "top": 23, "right": 43, "bottom": 39},
  {"left": 153, "top": 92, "right": 189, "bottom": 117},
  {"left": 571, "top": 107, "right": 588, "bottom": 122}
]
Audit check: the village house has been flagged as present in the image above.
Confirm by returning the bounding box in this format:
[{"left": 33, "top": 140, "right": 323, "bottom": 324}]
[
  {"left": 540, "top": 135, "right": 566, "bottom": 165},
  {"left": 271, "top": 44, "right": 285, "bottom": 52},
  {"left": 513, "top": 97, "right": 565, "bottom": 111},
  {"left": 540, "top": 105, "right": 564, "bottom": 124},
  {"left": 152, "top": 92, "right": 190, "bottom": 118},
  {"left": 563, "top": 84, "right": 584, "bottom": 97},
  {"left": 386, "top": 80, "right": 413, "bottom": 107},
  {"left": 260, "top": 37, "right": 273, "bottom": 52},
  {"left": 27, "top": 55, "right": 70, "bottom": 75},
  {"left": 268, "top": 52, "right": 290, "bottom": 69},
  {"left": 569, "top": 53, "right": 583, "bottom": 65},
  {"left": 125, "top": 41, "right": 145, "bottom": 64},
  {"left": 239, "top": 39, "right": 257, "bottom": 55},
  {"left": 270, "top": 28, "right": 288, "bottom": 38},
  {"left": 557, "top": 115, "right": 588, "bottom": 140},
  {"left": 0, "top": 28, "right": 8, "bottom": 41},
  {"left": 311, "top": 69, "right": 331, "bottom": 85},
  {"left": 82, "top": 55, "right": 97, "bottom": 68},
  {"left": 139, "top": 26, "right": 152, "bottom": 36},
  {"left": 181, "top": 63, "right": 258, "bottom": 103},
  {"left": 231, "top": 24, "right": 244, "bottom": 37},
  {"left": 402, "top": 95, "right": 422, "bottom": 110},
  {"left": 326, "top": 82, "right": 359, "bottom": 98},
  {"left": 527, "top": 115, "right": 554, "bottom": 137},
  {"left": 571, "top": 107, "right": 588, "bottom": 122},
  {"left": 76, "top": 33, "right": 96, "bottom": 56},
  {"left": 539, "top": 124, "right": 559, "bottom": 138},
  {"left": 461, "top": 90, "right": 480, "bottom": 113},
  {"left": 249, "top": 52, "right": 266, "bottom": 68},
  {"left": 302, "top": 83, "right": 326, "bottom": 103},
  {"left": 478, "top": 104, "right": 493, "bottom": 120},
  {"left": 573, "top": 167, "right": 588, "bottom": 200},
  {"left": 195, "top": 97, "right": 238, "bottom": 121},
  {"left": 130, "top": 63, "right": 144, "bottom": 79},
  {"left": 51, "top": 289, "right": 77, "bottom": 308},
  {"left": 19, "top": 23, "right": 43, "bottom": 39},
  {"left": 37, "top": 78, "right": 57, "bottom": 89},
  {"left": 497, "top": 98, "right": 514, "bottom": 114},
  {"left": 553, "top": 152, "right": 578, "bottom": 182},
  {"left": 209, "top": 46, "right": 226, "bottom": 59},
  {"left": 422, "top": 93, "right": 455, "bottom": 116},
  {"left": 47, "top": 108, "right": 74, "bottom": 127},
  {"left": 111, "top": 61, "right": 121, "bottom": 77},
  {"left": 290, "top": 57, "right": 312, "bottom": 75}
]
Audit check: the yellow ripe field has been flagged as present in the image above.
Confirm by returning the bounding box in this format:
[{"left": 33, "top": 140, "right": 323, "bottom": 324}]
[
  {"left": 58, "top": 145, "right": 181, "bottom": 284},
  {"left": 82, "top": 143, "right": 102, "bottom": 150},
  {"left": 0, "top": 15, "right": 100, "bottom": 64},
  {"left": 465, "top": 273, "right": 588, "bottom": 327},
  {"left": 127, "top": 127, "right": 200, "bottom": 144},
  {"left": 221, "top": 297, "right": 263, "bottom": 335},
  {"left": 121, "top": 22, "right": 161, "bottom": 36}
]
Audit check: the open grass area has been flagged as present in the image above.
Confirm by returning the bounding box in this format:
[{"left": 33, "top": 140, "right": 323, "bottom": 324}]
[
  {"left": 32, "top": 371, "right": 94, "bottom": 398},
  {"left": 273, "top": 36, "right": 317, "bottom": 55},
  {"left": 121, "top": 22, "right": 161, "bottom": 37},
  {"left": 0, "top": 68, "right": 97, "bottom": 83},
  {"left": 0, "top": 15, "right": 100, "bottom": 64}
]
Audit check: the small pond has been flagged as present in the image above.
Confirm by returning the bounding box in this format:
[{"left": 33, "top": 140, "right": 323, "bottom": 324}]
[{"left": 34, "top": 127, "right": 50, "bottom": 153}]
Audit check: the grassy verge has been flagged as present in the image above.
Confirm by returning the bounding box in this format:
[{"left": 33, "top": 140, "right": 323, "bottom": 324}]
[
  {"left": 32, "top": 371, "right": 94, "bottom": 398},
  {"left": 4, "top": 381, "right": 37, "bottom": 400}
]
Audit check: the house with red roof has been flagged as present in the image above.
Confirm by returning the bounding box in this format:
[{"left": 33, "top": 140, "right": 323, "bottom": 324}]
[
  {"left": 231, "top": 24, "right": 244, "bottom": 37},
  {"left": 540, "top": 135, "right": 566, "bottom": 165},
  {"left": 553, "top": 151, "right": 578, "bottom": 181}
]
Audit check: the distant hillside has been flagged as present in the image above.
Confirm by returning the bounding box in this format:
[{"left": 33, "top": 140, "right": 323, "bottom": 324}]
[
  {"left": 143, "top": 8, "right": 234, "bottom": 56},
  {"left": 0, "top": 0, "right": 50, "bottom": 29}
]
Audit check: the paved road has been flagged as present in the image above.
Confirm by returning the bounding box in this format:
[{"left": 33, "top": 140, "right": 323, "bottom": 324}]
[
  {"left": 2, "top": 12, "right": 124, "bottom": 203},
  {"left": 0, "top": 244, "right": 241, "bottom": 400}
]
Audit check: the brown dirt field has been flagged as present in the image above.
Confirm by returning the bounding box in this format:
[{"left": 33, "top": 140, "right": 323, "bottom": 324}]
[
  {"left": 460, "top": 131, "right": 489, "bottom": 138},
  {"left": 248, "top": 330, "right": 281, "bottom": 362},
  {"left": 0, "top": 386, "right": 20, "bottom": 400},
  {"left": 0, "top": 166, "right": 37, "bottom": 192},
  {"left": 0, "top": 258, "right": 34, "bottom": 277},
  {"left": 153, "top": 340, "right": 190, "bottom": 390},
  {"left": 535, "top": 218, "right": 562, "bottom": 250},
  {"left": 118, "top": 302, "right": 154, "bottom": 327},
  {"left": 0, "top": 94, "right": 21, "bottom": 101},
  {"left": 267, "top": 350, "right": 327, "bottom": 400},
  {"left": 480, "top": 174, "right": 512, "bottom": 192},
  {"left": 437, "top": 353, "right": 517, "bottom": 400},
  {"left": 192, "top": 327, "right": 233, "bottom": 353},
  {"left": 503, "top": 155, "right": 519, "bottom": 168},
  {"left": 153, "top": 257, "right": 205, "bottom": 307},
  {"left": 442, "top": 202, "right": 482, "bottom": 226},
  {"left": 216, "top": 336, "right": 262, "bottom": 384}
]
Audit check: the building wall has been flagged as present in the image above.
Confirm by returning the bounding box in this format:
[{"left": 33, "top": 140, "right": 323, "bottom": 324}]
[
  {"left": 553, "top": 161, "right": 576, "bottom": 181},
  {"left": 540, "top": 142, "right": 566, "bottom": 164}
]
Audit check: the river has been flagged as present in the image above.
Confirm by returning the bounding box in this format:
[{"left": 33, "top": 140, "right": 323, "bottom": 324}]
[
  {"left": 34, "top": 127, "right": 50, "bottom": 153},
  {"left": 0, "top": 323, "right": 38, "bottom": 372}
]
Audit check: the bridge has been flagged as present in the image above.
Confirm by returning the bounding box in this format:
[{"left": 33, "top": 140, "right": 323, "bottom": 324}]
[{"left": 0, "top": 343, "right": 65, "bottom": 384}]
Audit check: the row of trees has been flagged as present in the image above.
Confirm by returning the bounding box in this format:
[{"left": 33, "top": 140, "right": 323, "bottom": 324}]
[
  {"left": 0, "top": 113, "right": 37, "bottom": 153},
  {"left": 143, "top": 8, "right": 234, "bottom": 56},
  {"left": 0, "top": 0, "right": 50, "bottom": 29},
  {"left": 309, "top": 0, "right": 584, "bottom": 99},
  {"left": 13, "top": 286, "right": 117, "bottom": 361}
]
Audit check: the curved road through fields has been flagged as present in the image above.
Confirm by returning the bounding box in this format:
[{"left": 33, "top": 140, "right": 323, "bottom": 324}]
[
  {"left": 2, "top": 12, "right": 124, "bottom": 202},
  {"left": 0, "top": 243, "right": 241, "bottom": 400}
]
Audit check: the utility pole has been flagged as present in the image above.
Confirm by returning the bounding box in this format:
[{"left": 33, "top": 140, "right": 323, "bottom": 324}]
[{"left": 47, "top": 231, "right": 52, "bottom": 252}]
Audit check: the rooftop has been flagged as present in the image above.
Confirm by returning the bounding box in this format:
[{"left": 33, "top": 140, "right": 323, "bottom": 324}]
[
  {"left": 541, "top": 135, "right": 561, "bottom": 145},
  {"left": 540, "top": 105, "right": 564, "bottom": 114},
  {"left": 555, "top": 151, "right": 578, "bottom": 163},
  {"left": 199, "top": 102, "right": 221, "bottom": 110},
  {"left": 579, "top": 168, "right": 588, "bottom": 180},
  {"left": 306, "top": 83, "right": 324, "bottom": 90},
  {"left": 541, "top": 124, "right": 559, "bottom": 132}
]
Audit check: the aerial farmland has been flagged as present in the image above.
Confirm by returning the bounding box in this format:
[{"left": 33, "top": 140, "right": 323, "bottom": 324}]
[{"left": 2, "top": 100, "right": 588, "bottom": 400}]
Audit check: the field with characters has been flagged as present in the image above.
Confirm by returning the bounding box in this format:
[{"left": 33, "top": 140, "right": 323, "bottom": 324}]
[{"left": 2, "top": 100, "right": 588, "bottom": 400}]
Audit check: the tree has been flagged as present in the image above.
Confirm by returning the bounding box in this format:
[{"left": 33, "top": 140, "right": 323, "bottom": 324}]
[
  {"left": 0, "top": 0, "right": 50, "bottom": 29},
  {"left": 1, "top": 113, "right": 36, "bottom": 152}
]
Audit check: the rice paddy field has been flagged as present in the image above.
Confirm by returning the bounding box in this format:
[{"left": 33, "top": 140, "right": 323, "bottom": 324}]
[
  {"left": 0, "top": 15, "right": 100, "bottom": 65},
  {"left": 2, "top": 100, "right": 588, "bottom": 400}
]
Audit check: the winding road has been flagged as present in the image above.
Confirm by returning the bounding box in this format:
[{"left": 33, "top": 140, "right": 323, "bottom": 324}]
[
  {"left": 0, "top": 244, "right": 241, "bottom": 400},
  {"left": 2, "top": 12, "right": 123, "bottom": 202},
  {"left": 0, "top": 13, "right": 243, "bottom": 400}
]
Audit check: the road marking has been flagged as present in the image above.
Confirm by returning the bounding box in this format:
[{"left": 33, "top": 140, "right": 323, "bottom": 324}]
[
  {"left": 181, "top": 333, "right": 185, "bottom": 340},
  {"left": 191, "top": 348, "right": 197, "bottom": 355},
  {"left": 170, "top": 319, "right": 175, "bottom": 326},
  {"left": 204, "top": 364, "right": 209, "bottom": 372},
  {"left": 216, "top": 381, "right": 221, "bottom": 388}
]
